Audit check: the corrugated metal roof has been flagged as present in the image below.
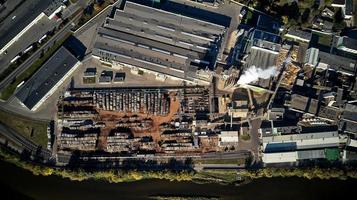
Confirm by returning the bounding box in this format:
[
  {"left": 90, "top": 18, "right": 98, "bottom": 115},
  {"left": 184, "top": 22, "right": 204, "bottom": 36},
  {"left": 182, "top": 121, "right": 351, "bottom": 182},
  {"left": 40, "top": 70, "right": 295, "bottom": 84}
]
[
  {"left": 297, "top": 149, "right": 325, "bottom": 160},
  {"left": 262, "top": 152, "right": 298, "bottom": 163},
  {"left": 263, "top": 131, "right": 339, "bottom": 143},
  {"left": 262, "top": 132, "right": 340, "bottom": 151}
]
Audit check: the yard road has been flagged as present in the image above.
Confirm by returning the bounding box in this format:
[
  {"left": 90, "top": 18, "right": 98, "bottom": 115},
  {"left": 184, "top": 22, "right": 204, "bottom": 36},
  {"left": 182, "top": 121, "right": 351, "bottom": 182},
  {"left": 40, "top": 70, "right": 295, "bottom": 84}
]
[
  {"left": 248, "top": 117, "right": 262, "bottom": 163},
  {"left": 200, "top": 151, "right": 251, "bottom": 159},
  {"left": 194, "top": 163, "right": 245, "bottom": 171}
]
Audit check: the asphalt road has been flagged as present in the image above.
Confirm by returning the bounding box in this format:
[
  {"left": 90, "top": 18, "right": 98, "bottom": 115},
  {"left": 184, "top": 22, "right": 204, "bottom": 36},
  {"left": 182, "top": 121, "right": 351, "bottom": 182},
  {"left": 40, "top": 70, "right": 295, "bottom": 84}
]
[
  {"left": 0, "top": 16, "right": 58, "bottom": 74},
  {"left": 0, "top": 0, "right": 53, "bottom": 49},
  {"left": 0, "top": 12, "right": 82, "bottom": 92},
  {"left": 200, "top": 151, "right": 251, "bottom": 159},
  {"left": 0, "top": 0, "right": 23, "bottom": 20},
  {"left": 196, "top": 163, "right": 245, "bottom": 170}
]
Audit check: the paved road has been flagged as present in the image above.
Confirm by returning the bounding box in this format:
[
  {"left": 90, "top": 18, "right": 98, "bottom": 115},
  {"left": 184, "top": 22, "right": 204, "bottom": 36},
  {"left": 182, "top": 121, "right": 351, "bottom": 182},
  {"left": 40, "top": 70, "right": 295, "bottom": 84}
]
[
  {"left": 0, "top": 0, "right": 53, "bottom": 49},
  {"left": 0, "top": 16, "right": 58, "bottom": 73},
  {"left": 248, "top": 117, "right": 262, "bottom": 163},
  {"left": 0, "top": 0, "right": 23, "bottom": 20},
  {"left": 194, "top": 163, "right": 245, "bottom": 171},
  {"left": 200, "top": 150, "right": 251, "bottom": 159},
  {"left": 0, "top": 12, "right": 82, "bottom": 92}
]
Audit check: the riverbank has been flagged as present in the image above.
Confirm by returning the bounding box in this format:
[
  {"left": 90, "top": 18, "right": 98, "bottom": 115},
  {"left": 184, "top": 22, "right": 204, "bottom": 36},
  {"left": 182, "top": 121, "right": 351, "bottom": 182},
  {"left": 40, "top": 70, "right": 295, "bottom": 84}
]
[
  {"left": 1, "top": 147, "right": 357, "bottom": 186},
  {"left": 1, "top": 158, "right": 357, "bottom": 200}
]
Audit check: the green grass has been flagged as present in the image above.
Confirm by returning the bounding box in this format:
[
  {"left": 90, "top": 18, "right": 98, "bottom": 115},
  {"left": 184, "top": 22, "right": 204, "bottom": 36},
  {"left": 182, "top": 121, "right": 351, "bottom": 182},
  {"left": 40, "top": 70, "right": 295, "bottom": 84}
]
[
  {"left": 0, "top": 109, "right": 48, "bottom": 147},
  {"left": 0, "top": 33, "right": 72, "bottom": 100},
  {"left": 138, "top": 70, "right": 144, "bottom": 75},
  {"left": 76, "top": 1, "right": 111, "bottom": 28},
  {"left": 313, "top": 32, "right": 332, "bottom": 47},
  {"left": 0, "top": 63, "right": 20, "bottom": 83},
  {"left": 193, "top": 170, "right": 238, "bottom": 184},
  {"left": 240, "top": 134, "right": 251, "bottom": 141},
  {"left": 242, "top": 9, "right": 255, "bottom": 25},
  {"left": 83, "top": 77, "right": 96, "bottom": 84}
]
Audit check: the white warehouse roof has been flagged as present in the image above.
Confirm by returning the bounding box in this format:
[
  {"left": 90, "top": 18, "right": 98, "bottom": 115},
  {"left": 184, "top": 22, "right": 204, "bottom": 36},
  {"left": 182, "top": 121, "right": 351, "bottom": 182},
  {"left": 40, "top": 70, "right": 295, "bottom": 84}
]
[
  {"left": 262, "top": 131, "right": 340, "bottom": 152},
  {"left": 262, "top": 152, "right": 298, "bottom": 163}
]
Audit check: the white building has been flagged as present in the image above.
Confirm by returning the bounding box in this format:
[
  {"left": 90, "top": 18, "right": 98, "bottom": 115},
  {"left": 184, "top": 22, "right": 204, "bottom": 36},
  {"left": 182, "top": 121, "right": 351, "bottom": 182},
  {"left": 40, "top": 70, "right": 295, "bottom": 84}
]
[{"left": 219, "top": 131, "right": 239, "bottom": 146}]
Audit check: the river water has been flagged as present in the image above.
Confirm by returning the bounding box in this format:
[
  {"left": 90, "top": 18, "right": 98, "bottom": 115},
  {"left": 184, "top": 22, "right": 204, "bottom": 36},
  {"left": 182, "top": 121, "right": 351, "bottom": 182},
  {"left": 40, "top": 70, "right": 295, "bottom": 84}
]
[{"left": 1, "top": 160, "right": 356, "bottom": 200}]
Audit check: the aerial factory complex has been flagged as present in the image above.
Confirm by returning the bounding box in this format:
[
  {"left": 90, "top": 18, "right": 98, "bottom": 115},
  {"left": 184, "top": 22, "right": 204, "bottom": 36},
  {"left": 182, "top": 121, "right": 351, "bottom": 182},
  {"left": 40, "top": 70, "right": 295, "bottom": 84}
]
[{"left": 0, "top": 0, "right": 356, "bottom": 174}]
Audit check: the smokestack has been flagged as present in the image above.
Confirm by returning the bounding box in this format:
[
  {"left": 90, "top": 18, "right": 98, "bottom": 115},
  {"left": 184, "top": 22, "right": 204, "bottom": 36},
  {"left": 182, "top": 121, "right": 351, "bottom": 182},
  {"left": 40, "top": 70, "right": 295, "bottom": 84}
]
[{"left": 237, "top": 65, "right": 277, "bottom": 85}]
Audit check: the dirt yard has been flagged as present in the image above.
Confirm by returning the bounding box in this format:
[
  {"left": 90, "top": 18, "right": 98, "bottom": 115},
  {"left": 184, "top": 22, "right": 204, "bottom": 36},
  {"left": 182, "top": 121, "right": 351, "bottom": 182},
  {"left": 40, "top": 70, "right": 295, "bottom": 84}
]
[{"left": 95, "top": 92, "right": 180, "bottom": 147}]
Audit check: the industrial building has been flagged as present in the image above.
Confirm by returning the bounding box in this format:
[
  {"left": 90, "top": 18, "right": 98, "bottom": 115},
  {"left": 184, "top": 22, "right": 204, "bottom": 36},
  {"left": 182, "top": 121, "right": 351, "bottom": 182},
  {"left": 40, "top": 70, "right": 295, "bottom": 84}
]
[
  {"left": 262, "top": 149, "right": 339, "bottom": 164},
  {"left": 304, "top": 47, "right": 356, "bottom": 76},
  {"left": 284, "top": 29, "right": 312, "bottom": 43},
  {"left": 290, "top": 94, "right": 319, "bottom": 115},
  {"left": 92, "top": 1, "right": 227, "bottom": 85},
  {"left": 15, "top": 47, "right": 81, "bottom": 111},
  {"left": 219, "top": 131, "right": 239, "bottom": 146},
  {"left": 339, "top": 103, "right": 357, "bottom": 134},
  {"left": 333, "top": 36, "right": 357, "bottom": 55},
  {"left": 261, "top": 129, "right": 340, "bottom": 164},
  {"left": 262, "top": 131, "right": 340, "bottom": 152},
  {"left": 238, "top": 29, "right": 281, "bottom": 69},
  {"left": 260, "top": 118, "right": 341, "bottom": 164}
]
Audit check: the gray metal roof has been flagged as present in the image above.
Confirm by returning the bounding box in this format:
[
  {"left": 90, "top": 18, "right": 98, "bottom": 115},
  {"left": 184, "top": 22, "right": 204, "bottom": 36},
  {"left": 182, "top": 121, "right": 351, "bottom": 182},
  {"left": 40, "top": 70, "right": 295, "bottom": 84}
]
[
  {"left": 263, "top": 130, "right": 339, "bottom": 141},
  {"left": 114, "top": 72, "right": 125, "bottom": 82},
  {"left": 319, "top": 51, "right": 357, "bottom": 75},
  {"left": 297, "top": 149, "right": 325, "bottom": 160},
  {"left": 341, "top": 36, "right": 357, "bottom": 51},
  {"left": 93, "top": 1, "right": 226, "bottom": 82},
  {"left": 262, "top": 131, "right": 340, "bottom": 150},
  {"left": 344, "top": 150, "right": 357, "bottom": 160},
  {"left": 332, "top": 0, "right": 345, "bottom": 5},
  {"left": 290, "top": 94, "right": 319, "bottom": 115},
  {"left": 97, "top": 27, "right": 206, "bottom": 61},
  {"left": 123, "top": 1, "right": 226, "bottom": 34},
  {"left": 15, "top": 47, "right": 79, "bottom": 110},
  {"left": 318, "top": 106, "right": 341, "bottom": 121},
  {"left": 244, "top": 47, "right": 278, "bottom": 70},
  {"left": 339, "top": 119, "right": 357, "bottom": 134},
  {"left": 127, "top": 0, "right": 231, "bottom": 27},
  {"left": 343, "top": 103, "right": 357, "bottom": 121},
  {"left": 286, "top": 29, "right": 312, "bottom": 41}
]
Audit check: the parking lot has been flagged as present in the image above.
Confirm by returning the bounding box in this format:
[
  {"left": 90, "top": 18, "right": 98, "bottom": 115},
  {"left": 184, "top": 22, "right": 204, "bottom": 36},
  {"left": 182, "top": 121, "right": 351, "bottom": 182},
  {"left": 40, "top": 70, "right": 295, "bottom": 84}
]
[{"left": 73, "top": 57, "right": 184, "bottom": 89}]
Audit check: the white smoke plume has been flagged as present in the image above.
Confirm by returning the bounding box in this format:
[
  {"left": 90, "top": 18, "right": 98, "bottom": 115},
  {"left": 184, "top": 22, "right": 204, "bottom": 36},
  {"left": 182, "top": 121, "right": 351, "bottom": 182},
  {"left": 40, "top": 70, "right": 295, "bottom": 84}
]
[{"left": 237, "top": 66, "right": 277, "bottom": 85}]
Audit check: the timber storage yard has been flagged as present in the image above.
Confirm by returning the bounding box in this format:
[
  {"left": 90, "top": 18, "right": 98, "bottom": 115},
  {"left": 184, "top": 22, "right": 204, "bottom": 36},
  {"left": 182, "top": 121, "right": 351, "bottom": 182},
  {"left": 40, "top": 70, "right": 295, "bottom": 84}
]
[{"left": 0, "top": 0, "right": 356, "bottom": 171}]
